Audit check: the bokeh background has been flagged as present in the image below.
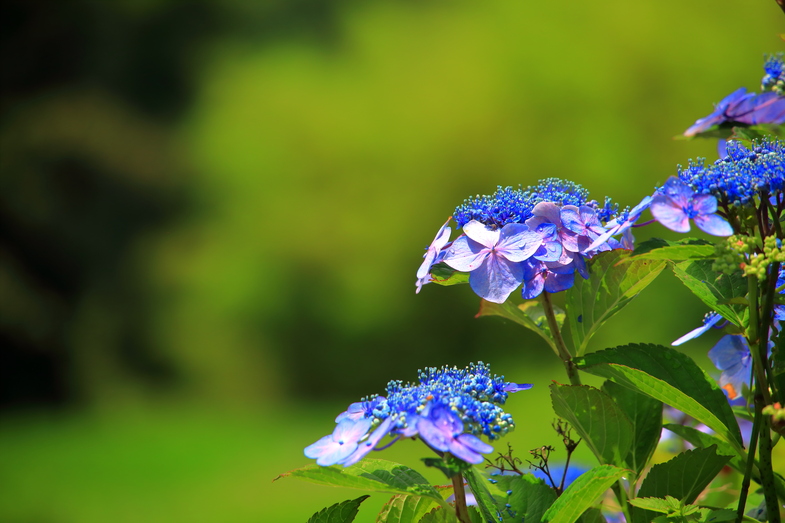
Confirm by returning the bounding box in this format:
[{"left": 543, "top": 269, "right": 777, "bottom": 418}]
[{"left": 1, "top": 1, "right": 783, "bottom": 522}]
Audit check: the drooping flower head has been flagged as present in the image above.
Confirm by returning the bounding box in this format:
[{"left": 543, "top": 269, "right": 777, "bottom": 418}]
[
  {"left": 684, "top": 53, "right": 785, "bottom": 137},
  {"left": 304, "top": 362, "right": 531, "bottom": 467}
]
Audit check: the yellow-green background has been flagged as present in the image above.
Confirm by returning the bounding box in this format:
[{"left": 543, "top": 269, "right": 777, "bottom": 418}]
[{"left": 0, "top": 1, "right": 782, "bottom": 522}]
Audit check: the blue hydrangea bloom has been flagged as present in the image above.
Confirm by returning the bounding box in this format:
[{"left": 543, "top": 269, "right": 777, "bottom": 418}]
[
  {"left": 304, "top": 363, "right": 531, "bottom": 467},
  {"left": 650, "top": 177, "right": 733, "bottom": 236},
  {"left": 677, "top": 138, "right": 785, "bottom": 207},
  {"left": 762, "top": 53, "right": 785, "bottom": 95}
]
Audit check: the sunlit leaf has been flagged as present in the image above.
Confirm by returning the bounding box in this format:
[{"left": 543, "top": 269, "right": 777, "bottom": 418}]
[
  {"left": 276, "top": 459, "right": 445, "bottom": 503},
  {"left": 307, "top": 495, "right": 370, "bottom": 523},
  {"left": 575, "top": 344, "right": 743, "bottom": 452},
  {"left": 550, "top": 383, "right": 633, "bottom": 466},
  {"left": 375, "top": 494, "right": 438, "bottom": 523},
  {"left": 566, "top": 250, "right": 666, "bottom": 355},
  {"left": 463, "top": 466, "right": 501, "bottom": 523},
  {"left": 476, "top": 299, "right": 560, "bottom": 354},
  {"left": 504, "top": 474, "right": 558, "bottom": 523},
  {"left": 629, "top": 238, "right": 715, "bottom": 261},
  {"left": 671, "top": 260, "right": 748, "bottom": 328},
  {"left": 430, "top": 263, "right": 470, "bottom": 287},
  {"left": 542, "top": 464, "right": 627, "bottom": 523}
]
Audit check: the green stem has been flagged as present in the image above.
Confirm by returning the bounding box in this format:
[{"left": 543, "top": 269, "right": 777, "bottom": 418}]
[
  {"left": 541, "top": 291, "right": 581, "bottom": 386},
  {"left": 736, "top": 406, "right": 761, "bottom": 523},
  {"left": 451, "top": 473, "right": 472, "bottom": 523},
  {"left": 758, "top": 408, "right": 781, "bottom": 523},
  {"left": 747, "top": 276, "right": 771, "bottom": 406}
]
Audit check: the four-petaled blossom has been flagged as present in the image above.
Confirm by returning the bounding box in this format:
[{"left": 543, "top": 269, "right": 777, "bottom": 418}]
[
  {"left": 708, "top": 335, "right": 753, "bottom": 400},
  {"left": 444, "top": 220, "right": 541, "bottom": 303},
  {"left": 650, "top": 177, "right": 733, "bottom": 236},
  {"left": 416, "top": 407, "right": 494, "bottom": 464},
  {"left": 416, "top": 217, "right": 452, "bottom": 293},
  {"left": 304, "top": 417, "right": 373, "bottom": 466}
]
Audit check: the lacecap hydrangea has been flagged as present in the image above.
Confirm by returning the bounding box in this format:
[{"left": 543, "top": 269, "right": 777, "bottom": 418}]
[
  {"left": 416, "top": 178, "right": 623, "bottom": 303},
  {"left": 304, "top": 362, "right": 531, "bottom": 467}
]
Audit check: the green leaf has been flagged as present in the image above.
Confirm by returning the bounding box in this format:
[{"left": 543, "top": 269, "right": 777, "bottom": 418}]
[
  {"left": 504, "top": 474, "right": 558, "bottom": 523},
  {"left": 463, "top": 466, "right": 501, "bottom": 523},
  {"left": 430, "top": 263, "right": 469, "bottom": 287},
  {"left": 663, "top": 424, "right": 785, "bottom": 501},
  {"left": 550, "top": 383, "right": 633, "bottom": 466},
  {"left": 578, "top": 508, "right": 606, "bottom": 523},
  {"left": 671, "top": 260, "right": 748, "bottom": 328},
  {"left": 627, "top": 496, "right": 681, "bottom": 514},
  {"left": 565, "top": 250, "right": 667, "bottom": 355},
  {"left": 277, "top": 459, "right": 445, "bottom": 504},
  {"left": 476, "top": 299, "right": 559, "bottom": 354},
  {"left": 307, "top": 495, "right": 370, "bottom": 523},
  {"left": 542, "top": 464, "right": 627, "bottom": 523},
  {"left": 375, "top": 494, "right": 438, "bottom": 523},
  {"left": 575, "top": 344, "right": 743, "bottom": 452},
  {"left": 629, "top": 238, "right": 715, "bottom": 261},
  {"left": 631, "top": 447, "right": 731, "bottom": 523},
  {"left": 417, "top": 506, "right": 459, "bottom": 523},
  {"left": 422, "top": 455, "right": 472, "bottom": 480},
  {"left": 601, "top": 380, "right": 662, "bottom": 475},
  {"left": 697, "top": 508, "right": 737, "bottom": 523}
]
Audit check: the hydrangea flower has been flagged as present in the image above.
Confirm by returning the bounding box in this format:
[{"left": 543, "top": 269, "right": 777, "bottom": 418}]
[
  {"left": 683, "top": 54, "right": 785, "bottom": 137},
  {"left": 304, "top": 363, "right": 531, "bottom": 467},
  {"left": 650, "top": 177, "right": 733, "bottom": 236},
  {"left": 708, "top": 335, "right": 753, "bottom": 400},
  {"left": 417, "top": 178, "right": 621, "bottom": 302}
]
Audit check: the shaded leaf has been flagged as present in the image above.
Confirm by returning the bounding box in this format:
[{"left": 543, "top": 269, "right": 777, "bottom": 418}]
[
  {"left": 566, "top": 250, "right": 666, "bottom": 355},
  {"left": 430, "top": 263, "right": 470, "bottom": 287},
  {"left": 418, "top": 506, "right": 459, "bottom": 523},
  {"left": 575, "top": 344, "right": 743, "bottom": 452},
  {"left": 307, "top": 495, "right": 370, "bottom": 523},
  {"left": 632, "top": 447, "right": 731, "bottom": 523},
  {"left": 550, "top": 383, "right": 633, "bottom": 466},
  {"left": 629, "top": 238, "right": 715, "bottom": 261},
  {"left": 504, "top": 474, "right": 558, "bottom": 523},
  {"left": 375, "top": 494, "right": 437, "bottom": 523},
  {"left": 672, "top": 260, "right": 748, "bottom": 328},
  {"left": 627, "top": 496, "right": 681, "bottom": 514},
  {"left": 543, "top": 464, "right": 627, "bottom": 523},
  {"left": 463, "top": 466, "right": 501, "bottom": 523},
  {"left": 602, "top": 380, "right": 662, "bottom": 474},
  {"left": 277, "top": 459, "right": 444, "bottom": 503},
  {"left": 476, "top": 299, "right": 559, "bottom": 354}
]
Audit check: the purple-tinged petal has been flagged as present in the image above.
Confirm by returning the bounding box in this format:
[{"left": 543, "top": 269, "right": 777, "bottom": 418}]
[
  {"left": 333, "top": 417, "right": 373, "bottom": 444},
  {"left": 340, "top": 417, "right": 394, "bottom": 467},
  {"left": 416, "top": 417, "right": 451, "bottom": 451},
  {"left": 463, "top": 220, "right": 501, "bottom": 248},
  {"left": 650, "top": 195, "right": 690, "bottom": 233},
  {"left": 672, "top": 312, "right": 723, "bottom": 346},
  {"left": 443, "top": 235, "right": 489, "bottom": 272},
  {"left": 683, "top": 88, "right": 752, "bottom": 137},
  {"left": 691, "top": 194, "right": 719, "bottom": 215},
  {"left": 335, "top": 402, "right": 366, "bottom": 423},
  {"left": 496, "top": 224, "right": 541, "bottom": 262},
  {"left": 503, "top": 383, "right": 533, "bottom": 392},
  {"left": 456, "top": 433, "right": 494, "bottom": 454},
  {"left": 304, "top": 434, "right": 356, "bottom": 466},
  {"left": 708, "top": 335, "right": 752, "bottom": 400},
  {"left": 694, "top": 213, "right": 733, "bottom": 236},
  {"left": 572, "top": 254, "right": 589, "bottom": 279},
  {"left": 447, "top": 437, "right": 486, "bottom": 464},
  {"left": 416, "top": 220, "right": 451, "bottom": 279},
  {"left": 543, "top": 267, "right": 575, "bottom": 294},
  {"left": 469, "top": 253, "right": 524, "bottom": 304},
  {"left": 531, "top": 202, "right": 562, "bottom": 224},
  {"left": 585, "top": 226, "right": 618, "bottom": 252}
]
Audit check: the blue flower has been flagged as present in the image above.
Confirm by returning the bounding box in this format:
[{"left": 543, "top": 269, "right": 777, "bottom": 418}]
[
  {"left": 672, "top": 312, "right": 725, "bottom": 346},
  {"left": 677, "top": 138, "right": 785, "bottom": 207},
  {"left": 443, "top": 220, "right": 541, "bottom": 303},
  {"left": 416, "top": 217, "right": 452, "bottom": 294},
  {"left": 684, "top": 88, "right": 756, "bottom": 137},
  {"left": 304, "top": 363, "right": 530, "bottom": 467},
  {"left": 708, "top": 335, "right": 753, "bottom": 400},
  {"left": 763, "top": 53, "right": 785, "bottom": 95},
  {"left": 587, "top": 196, "right": 652, "bottom": 251},
  {"left": 650, "top": 177, "right": 733, "bottom": 236}
]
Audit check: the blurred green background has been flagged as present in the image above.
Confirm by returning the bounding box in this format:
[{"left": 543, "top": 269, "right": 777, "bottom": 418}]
[{"left": 1, "top": 1, "right": 783, "bottom": 522}]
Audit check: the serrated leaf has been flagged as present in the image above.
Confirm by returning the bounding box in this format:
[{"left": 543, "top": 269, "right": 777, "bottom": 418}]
[
  {"left": 632, "top": 447, "right": 731, "bottom": 523},
  {"left": 550, "top": 383, "right": 633, "bottom": 466},
  {"left": 627, "top": 496, "right": 680, "bottom": 514},
  {"left": 575, "top": 344, "right": 743, "bottom": 452},
  {"left": 375, "top": 494, "right": 437, "bottom": 523},
  {"left": 672, "top": 260, "right": 748, "bottom": 328},
  {"left": 542, "top": 464, "right": 627, "bottom": 523},
  {"left": 476, "top": 299, "right": 559, "bottom": 354},
  {"left": 629, "top": 238, "right": 715, "bottom": 261},
  {"left": 463, "top": 467, "right": 501, "bottom": 523},
  {"left": 307, "top": 495, "right": 370, "bottom": 523},
  {"left": 663, "top": 424, "right": 785, "bottom": 501},
  {"left": 430, "top": 263, "right": 470, "bottom": 287},
  {"left": 565, "top": 250, "right": 667, "bottom": 356},
  {"left": 602, "top": 380, "right": 662, "bottom": 474},
  {"left": 578, "top": 507, "right": 606, "bottom": 523},
  {"left": 504, "top": 474, "right": 558, "bottom": 523},
  {"left": 417, "top": 506, "right": 459, "bottom": 523},
  {"left": 277, "top": 459, "right": 445, "bottom": 503},
  {"left": 697, "top": 508, "right": 737, "bottom": 523}
]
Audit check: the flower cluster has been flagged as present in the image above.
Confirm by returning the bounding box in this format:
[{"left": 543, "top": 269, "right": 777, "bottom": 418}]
[
  {"left": 304, "top": 363, "right": 531, "bottom": 467},
  {"left": 676, "top": 138, "right": 785, "bottom": 207},
  {"left": 684, "top": 54, "right": 785, "bottom": 137},
  {"left": 416, "top": 179, "right": 622, "bottom": 303}
]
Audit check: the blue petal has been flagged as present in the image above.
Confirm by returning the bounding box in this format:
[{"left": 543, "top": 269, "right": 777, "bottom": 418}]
[
  {"left": 469, "top": 253, "right": 524, "bottom": 304},
  {"left": 651, "top": 195, "right": 690, "bottom": 233},
  {"left": 444, "top": 235, "right": 489, "bottom": 272}
]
